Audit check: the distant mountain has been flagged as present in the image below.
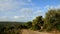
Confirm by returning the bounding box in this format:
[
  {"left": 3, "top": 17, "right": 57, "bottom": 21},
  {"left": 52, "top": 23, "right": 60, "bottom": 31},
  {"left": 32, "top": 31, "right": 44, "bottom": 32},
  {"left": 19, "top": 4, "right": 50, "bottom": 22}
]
[{"left": 0, "top": 21, "right": 25, "bottom": 26}]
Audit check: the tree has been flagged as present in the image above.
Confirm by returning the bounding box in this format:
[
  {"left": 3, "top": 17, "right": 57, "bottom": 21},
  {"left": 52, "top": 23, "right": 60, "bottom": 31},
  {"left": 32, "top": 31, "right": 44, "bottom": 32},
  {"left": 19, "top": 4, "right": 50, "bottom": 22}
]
[
  {"left": 32, "top": 16, "right": 44, "bottom": 30},
  {"left": 45, "top": 9, "right": 60, "bottom": 32},
  {"left": 25, "top": 21, "right": 32, "bottom": 29}
]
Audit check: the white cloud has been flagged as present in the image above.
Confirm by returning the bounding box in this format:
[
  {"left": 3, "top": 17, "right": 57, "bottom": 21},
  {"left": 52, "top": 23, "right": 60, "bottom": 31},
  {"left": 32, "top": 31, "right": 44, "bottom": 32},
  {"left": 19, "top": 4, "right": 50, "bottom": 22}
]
[
  {"left": 20, "top": 0, "right": 32, "bottom": 2},
  {"left": 0, "top": 0, "right": 35, "bottom": 22},
  {"left": 20, "top": 8, "right": 32, "bottom": 14},
  {"left": 0, "top": 0, "right": 18, "bottom": 12},
  {"left": 13, "top": 16, "right": 25, "bottom": 19},
  {"left": 14, "top": 16, "right": 19, "bottom": 19},
  {"left": 0, "top": 0, "right": 33, "bottom": 12},
  {"left": 20, "top": 8, "right": 32, "bottom": 12},
  {"left": 0, "top": 16, "right": 8, "bottom": 21},
  {"left": 0, "top": 16, "right": 25, "bottom": 21},
  {"left": 28, "top": 0, "right": 31, "bottom": 2},
  {"left": 0, "top": 16, "right": 7, "bottom": 18},
  {"left": 45, "top": 5, "right": 60, "bottom": 10},
  {"left": 34, "top": 10, "right": 42, "bottom": 14}
]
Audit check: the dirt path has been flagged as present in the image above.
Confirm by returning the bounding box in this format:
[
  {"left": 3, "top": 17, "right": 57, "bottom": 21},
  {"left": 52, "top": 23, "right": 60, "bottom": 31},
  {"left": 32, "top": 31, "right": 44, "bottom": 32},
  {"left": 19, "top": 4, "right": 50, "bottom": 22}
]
[{"left": 21, "top": 29, "right": 55, "bottom": 34}]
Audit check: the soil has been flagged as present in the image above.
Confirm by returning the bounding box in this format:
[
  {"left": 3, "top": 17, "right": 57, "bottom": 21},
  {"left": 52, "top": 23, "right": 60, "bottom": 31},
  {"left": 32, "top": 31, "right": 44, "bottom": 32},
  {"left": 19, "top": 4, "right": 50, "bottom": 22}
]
[{"left": 21, "top": 29, "right": 60, "bottom": 34}]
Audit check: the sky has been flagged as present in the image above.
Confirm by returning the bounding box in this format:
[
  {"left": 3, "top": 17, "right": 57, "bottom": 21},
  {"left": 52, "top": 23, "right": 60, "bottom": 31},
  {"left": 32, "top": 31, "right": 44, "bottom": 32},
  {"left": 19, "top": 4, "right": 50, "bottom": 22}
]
[{"left": 0, "top": 0, "right": 60, "bottom": 22}]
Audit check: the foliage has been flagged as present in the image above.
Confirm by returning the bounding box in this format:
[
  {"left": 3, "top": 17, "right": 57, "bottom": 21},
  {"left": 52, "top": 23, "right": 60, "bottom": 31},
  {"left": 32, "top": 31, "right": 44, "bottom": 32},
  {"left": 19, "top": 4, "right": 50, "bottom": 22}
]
[
  {"left": 25, "top": 21, "right": 32, "bottom": 29},
  {"left": 45, "top": 9, "right": 60, "bottom": 31},
  {"left": 0, "top": 22, "right": 22, "bottom": 34},
  {"left": 32, "top": 16, "right": 44, "bottom": 30}
]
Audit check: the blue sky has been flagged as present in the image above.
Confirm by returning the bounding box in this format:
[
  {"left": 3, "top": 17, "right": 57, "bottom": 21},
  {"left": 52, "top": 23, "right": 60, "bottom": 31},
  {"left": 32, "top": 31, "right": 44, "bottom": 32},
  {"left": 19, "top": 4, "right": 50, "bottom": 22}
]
[{"left": 0, "top": 0, "right": 60, "bottom": 22}]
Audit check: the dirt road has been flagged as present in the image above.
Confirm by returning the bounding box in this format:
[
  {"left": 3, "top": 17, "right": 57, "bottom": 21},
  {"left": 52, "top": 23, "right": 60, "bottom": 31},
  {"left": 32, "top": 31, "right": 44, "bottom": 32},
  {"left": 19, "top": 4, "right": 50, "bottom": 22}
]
[{"left": 21, "top": 29, "right": 56, "bottom": 34}]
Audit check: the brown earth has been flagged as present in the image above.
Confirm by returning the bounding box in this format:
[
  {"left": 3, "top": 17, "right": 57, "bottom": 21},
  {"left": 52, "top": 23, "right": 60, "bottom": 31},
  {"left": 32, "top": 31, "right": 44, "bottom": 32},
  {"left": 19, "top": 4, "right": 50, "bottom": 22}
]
[{"left": 21, "top": 29, "right": 60, "bottom": 34}]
